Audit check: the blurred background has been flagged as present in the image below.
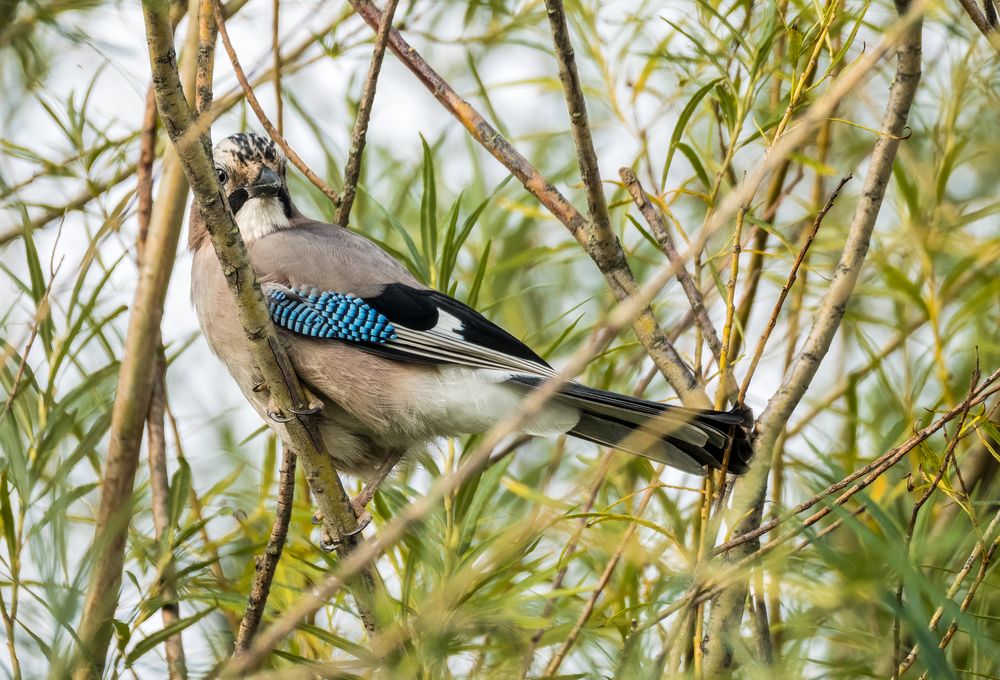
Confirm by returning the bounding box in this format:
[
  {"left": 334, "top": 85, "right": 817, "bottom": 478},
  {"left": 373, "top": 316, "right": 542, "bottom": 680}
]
[{"left": 1, "top": 0, "right": 998, "bottom": 677}]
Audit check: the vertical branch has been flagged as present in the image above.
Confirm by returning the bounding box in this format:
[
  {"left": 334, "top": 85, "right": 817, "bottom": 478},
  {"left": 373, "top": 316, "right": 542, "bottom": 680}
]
[
  {"left": 195, "top": 0, "right": 217, "bottom": 115},
  {"left": 702, "top": 4, "right": 923, "bottom": 671},
  {"left": 271, "top": 0, "right": 282, "bottom": 134},
  {"left": 335, "top": 0, "right": 399, "bottom": 227},
  {"left": 136, "top": 87, "right": 158, "bottom": 248},
  {"left": 146, "top": 356, "right": 188, "bottom": 679},
  {"left": 235, "top": 444, "right": 297, "bottom": 652},
  {"left": 71, "top": 4, "right": 204, "bottom": 673},
  {"left": 542, "top": 0, "right": 614, "bottom": 252}
]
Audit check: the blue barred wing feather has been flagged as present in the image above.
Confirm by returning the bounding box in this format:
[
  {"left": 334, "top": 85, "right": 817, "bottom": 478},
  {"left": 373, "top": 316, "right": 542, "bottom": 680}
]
[{"left": 266, "top": 286, "right": 397, "bottom": 343}]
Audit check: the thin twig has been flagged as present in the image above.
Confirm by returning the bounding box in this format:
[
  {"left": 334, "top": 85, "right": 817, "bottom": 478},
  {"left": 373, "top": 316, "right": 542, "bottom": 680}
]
[
  {"left": 335, "top": 0, "right": 399, "bottom": 227},
  {"left": 235, "top": 445, "right": 297, "bottom": 652},
  {"left": 212, "top": 0, "right": 340, "bottom": 205},
  {"left": 136, "top": 87, "right": 158, "bottom": 249},
  {"left": 271, "top": 0, "right": 282, "bottom": 135},
  {"left": 543, "top": 0, "right": 615, "bottom": 252},
  {"left": 619, "top": 168, "right": 725, "bottom": 367},
  {"left": 146, "top": 356, "right": 188, "bottom": 679},
  {"left": 738, "top": 174, "right": 852, "bottom": 402}
]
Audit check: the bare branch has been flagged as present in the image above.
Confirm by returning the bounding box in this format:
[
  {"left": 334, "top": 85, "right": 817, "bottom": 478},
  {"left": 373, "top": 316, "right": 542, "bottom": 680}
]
[
  {"left": 235, "top": 445, "right": 297, "bottom": 652},
  {"left": 619, "top": 168, "right": 724, "bottom": 368},
  {"left": 738, "top": 174, "right": 852, "bottom": 402},
  {"left": 956, "top": 0, "right": 1000, "bottom": 52},
  {"left": 146, "top": 356, "right": 188, "bottom": 679},
  {"left": 336, "top": 0, "right": 399, "bottom": 227}
]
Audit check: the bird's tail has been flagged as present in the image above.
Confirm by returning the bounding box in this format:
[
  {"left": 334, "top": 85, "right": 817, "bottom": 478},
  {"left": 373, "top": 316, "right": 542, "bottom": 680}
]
[{"left": 508, "top": 377, "right": 752, "bottom": 475}]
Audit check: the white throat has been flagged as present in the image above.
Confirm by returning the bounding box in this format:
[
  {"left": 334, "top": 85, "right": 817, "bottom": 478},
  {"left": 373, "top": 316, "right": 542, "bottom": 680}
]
[{"left": 236, "top": 197, "right": 290, "bottom": 241}]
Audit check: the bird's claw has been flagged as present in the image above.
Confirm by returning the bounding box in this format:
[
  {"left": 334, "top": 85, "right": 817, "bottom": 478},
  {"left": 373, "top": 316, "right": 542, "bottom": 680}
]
[
  {"left": 267, "top": 408, "right": 294, "bottom": 423},
  {"left": 318, "top": 513, "right": 372, "bottom": 551},
  {"left": 252, "top": 381, "right": 268, "bottom": 393},
  {"left": 289, "top": 403, "right": 322, "bottom": 416}
]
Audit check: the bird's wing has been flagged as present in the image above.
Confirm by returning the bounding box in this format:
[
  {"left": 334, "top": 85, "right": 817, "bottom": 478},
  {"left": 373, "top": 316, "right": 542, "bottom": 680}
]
[
  {"left": 264, "top": 282, "right": 556, "bottom": 377},
  {"left": 248, "top": 219, "right": 554, "bottom": 376}
]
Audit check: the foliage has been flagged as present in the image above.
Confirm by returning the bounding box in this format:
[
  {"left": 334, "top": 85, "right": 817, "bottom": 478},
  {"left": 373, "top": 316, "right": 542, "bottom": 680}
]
[{"left": 1, "top": 0, "right": 999, "bottom": 678}]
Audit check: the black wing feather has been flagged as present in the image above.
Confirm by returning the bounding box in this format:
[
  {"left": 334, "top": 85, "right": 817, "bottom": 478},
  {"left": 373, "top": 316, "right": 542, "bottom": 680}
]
[{"left": 363, "top": 283, "right": 550, "bottom": 368}]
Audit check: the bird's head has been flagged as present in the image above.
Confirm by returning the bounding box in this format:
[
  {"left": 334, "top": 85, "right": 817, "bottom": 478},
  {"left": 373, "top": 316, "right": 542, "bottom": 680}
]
[{"left": 210, "top": 131, "right": 293, "bottom": 243}]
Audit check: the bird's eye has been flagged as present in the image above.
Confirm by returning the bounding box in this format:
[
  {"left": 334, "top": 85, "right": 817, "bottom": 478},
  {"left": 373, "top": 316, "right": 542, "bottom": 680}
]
[
  {"left": 216, "top": 168, "right": 228, "bottom": 185},
  {"left": 264, "top": 146, "right": 276, "bottom": 162}
]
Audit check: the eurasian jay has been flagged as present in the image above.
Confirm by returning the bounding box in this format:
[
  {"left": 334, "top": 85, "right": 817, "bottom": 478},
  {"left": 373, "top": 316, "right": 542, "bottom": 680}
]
[{"left": 190, "top": 132, "right": 752, "bottom": 528}]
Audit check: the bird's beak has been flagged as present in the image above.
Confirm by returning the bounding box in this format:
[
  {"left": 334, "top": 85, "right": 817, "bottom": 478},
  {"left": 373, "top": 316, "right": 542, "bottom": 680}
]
[{"left": 246, "top": 167, "right": 283, "bottom": 198}]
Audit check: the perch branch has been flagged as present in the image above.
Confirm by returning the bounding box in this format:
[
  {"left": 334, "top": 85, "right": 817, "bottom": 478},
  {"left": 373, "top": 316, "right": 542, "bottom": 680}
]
[{"left": 142, "top": 0, "right": 378, "bottom": 639}]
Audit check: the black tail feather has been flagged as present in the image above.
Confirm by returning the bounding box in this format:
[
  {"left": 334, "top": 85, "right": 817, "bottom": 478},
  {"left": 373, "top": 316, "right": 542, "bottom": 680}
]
[{"left": 508, "top": 376, "right": 753, "bottom": 475}]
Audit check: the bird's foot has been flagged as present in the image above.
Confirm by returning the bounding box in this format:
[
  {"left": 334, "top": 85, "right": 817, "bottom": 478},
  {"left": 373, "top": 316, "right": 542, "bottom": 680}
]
[
  {"left": 314, "top": 497, "right": 373, "bottom": 552},
  {"left": 265, "top": 395, "right": 294, "bottom": 423},
  {"left": 289, "top": 387, "right": 324, "bottom": 416}
]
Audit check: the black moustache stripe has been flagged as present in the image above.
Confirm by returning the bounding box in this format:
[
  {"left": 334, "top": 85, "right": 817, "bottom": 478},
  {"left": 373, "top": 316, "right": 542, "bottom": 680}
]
[
  {"left": 278, "top": 188, "right": 292, "bottom": 217},
  {"left": 228, "top": 188, "right": 249, "bottom": 215}
]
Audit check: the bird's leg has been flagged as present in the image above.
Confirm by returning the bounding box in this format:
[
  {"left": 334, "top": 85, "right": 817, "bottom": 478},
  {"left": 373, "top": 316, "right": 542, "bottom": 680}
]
[{"left": 315, "top": 450, "right": 404, "bottom": 551}]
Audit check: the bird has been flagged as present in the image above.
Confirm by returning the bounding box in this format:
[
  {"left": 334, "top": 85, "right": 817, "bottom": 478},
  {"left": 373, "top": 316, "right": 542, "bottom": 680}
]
[{"left": 189, "top": 131, "right": 752, "bottom": 539}]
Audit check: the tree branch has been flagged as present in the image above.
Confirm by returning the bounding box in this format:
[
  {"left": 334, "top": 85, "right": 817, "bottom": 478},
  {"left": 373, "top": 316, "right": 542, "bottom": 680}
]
[
  {"left": 703, "top": 6, "right": 923, "bottom": 668},
  {"left": 335, "top": 0, "right": 399, "bottom": 227},
  {"left": 235, "top": 444, "right": 297, "bottom": 652},
  {"left": 140, "top": 0, "right": 379, "bottom": 643}
]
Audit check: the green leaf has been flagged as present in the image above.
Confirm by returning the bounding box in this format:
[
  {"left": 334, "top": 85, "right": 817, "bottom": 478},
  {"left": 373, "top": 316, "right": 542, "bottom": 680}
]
[
  {"left": 661, "top": 78, "right": 720, "bottom": 186},
  {"left": 125, "top": 608, "right": 213, "bottom": 665}
]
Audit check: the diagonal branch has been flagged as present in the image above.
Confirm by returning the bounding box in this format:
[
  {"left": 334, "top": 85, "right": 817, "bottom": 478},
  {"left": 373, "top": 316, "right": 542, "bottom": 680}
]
[
  {"left": 235, "top": 444, "right": 297, "bottom": 652},
  {"left": 139, "top": 0, "right": 378, "bottom": 640},
  {"left": 620, "top": 168, "right": 724, "bottom": 367},
  {"left": 956, "top": 0, "right": 1000, "bottom": 52},
  {"left": 702, "top": 2, "right": 924, "bottom": 670},
  {"left": 336, "top": 0, "right": 400, "bottom": 227}
]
